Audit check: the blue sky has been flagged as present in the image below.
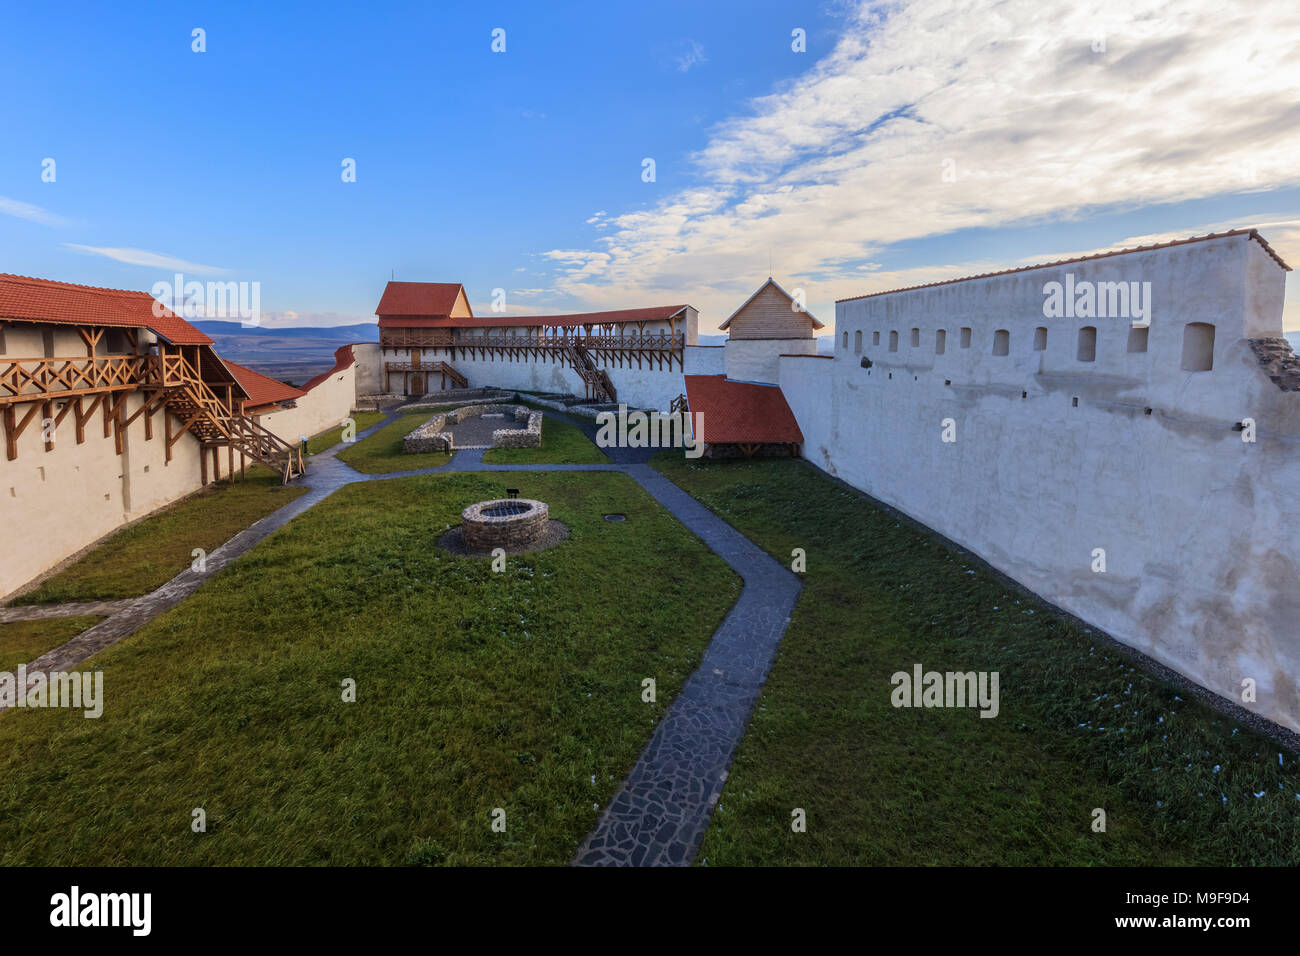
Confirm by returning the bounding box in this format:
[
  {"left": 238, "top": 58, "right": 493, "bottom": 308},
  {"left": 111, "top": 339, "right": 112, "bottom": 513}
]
[{"left": 2, "top": 0, "right": 1298, "bottom": 333}]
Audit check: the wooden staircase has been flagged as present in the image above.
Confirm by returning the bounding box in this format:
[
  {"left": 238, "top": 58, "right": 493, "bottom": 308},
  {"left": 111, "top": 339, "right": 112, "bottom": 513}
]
[
  {"left": 429, "top": 360, "right": 468, "bottom": 388},
  {"left": 564, "top": 343, "right": 617, "bottom": 403},
  {"left": 156, "top": 352, "right": 305, "bottom": 483}
]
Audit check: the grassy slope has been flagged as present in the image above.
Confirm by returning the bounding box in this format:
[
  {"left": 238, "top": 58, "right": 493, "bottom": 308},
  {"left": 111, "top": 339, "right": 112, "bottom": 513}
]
[
  {"left": 482, "top": 418, "right": 610, "bottom": 465},
  {"left": 336, "top": 411, "right": 452, "bottom": 474},
  {"left": 306, "top": 411, "right": 386, "bottom": 455},
  {"left": 0, "top": 616, "right": 101, "bottom": 672},
  {"left": 10, "top": 469, "right": 306, "bottom": 606},
  {"left": 0, "top": 472, "right": 739, "bottom": 865},
  {"left": 650, "top": 453, "right": 1300, "bottom": 866}
]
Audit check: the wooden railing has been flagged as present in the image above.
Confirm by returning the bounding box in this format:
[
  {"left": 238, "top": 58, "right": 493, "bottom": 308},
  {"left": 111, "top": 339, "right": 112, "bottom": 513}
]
[
  {"left": 384, "top": 360, "right": 468, "bottom": 388},
  {"left": 380, "top": 330, "right": 685, "bottom": 351},
  {"left": 379, "top": 329, "right": 454, "bottom": 348},
  {"left": 0, "top": 354, "right": 153, "bottom": 404},
  {"left": 157, "top": 350, "right": 304, "bottom": 482},
  {"left": 454, "top": 332, "right": 683, "bottom": 351}
]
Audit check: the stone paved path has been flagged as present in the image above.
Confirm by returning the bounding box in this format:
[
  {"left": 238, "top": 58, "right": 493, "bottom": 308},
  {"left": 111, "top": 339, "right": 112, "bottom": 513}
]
[
  {"left": 0, "top": 598, "right": 137, "bottom": 623},
  {"left": 2, "top": 403, "right": 802, "bottom": 867}
]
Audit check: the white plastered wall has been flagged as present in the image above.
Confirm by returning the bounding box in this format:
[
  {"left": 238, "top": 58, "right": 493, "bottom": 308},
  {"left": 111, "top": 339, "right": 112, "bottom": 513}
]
[{"left": 781, "top": 234, "right": 1300, "bottom": 732}]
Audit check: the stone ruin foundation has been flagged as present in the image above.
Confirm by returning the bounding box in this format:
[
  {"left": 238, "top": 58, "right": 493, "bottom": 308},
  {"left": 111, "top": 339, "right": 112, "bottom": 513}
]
[{"left": 404, "top": 404, "right": 543, "bottom": 453}]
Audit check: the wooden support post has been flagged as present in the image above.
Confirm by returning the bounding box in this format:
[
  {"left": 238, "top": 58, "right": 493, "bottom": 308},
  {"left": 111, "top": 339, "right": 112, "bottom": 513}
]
[
  {"left": 107, "top": 393, "right": 127, "bottom": 454},
  {"left": 3, "top": 402, "right": 41, "bottom": 461},
  {"left": 74, "top": 394, "right": 103, "bottom": 445},
  {"left": 200, "top": 444, "right": 208, "bottom": 485}
]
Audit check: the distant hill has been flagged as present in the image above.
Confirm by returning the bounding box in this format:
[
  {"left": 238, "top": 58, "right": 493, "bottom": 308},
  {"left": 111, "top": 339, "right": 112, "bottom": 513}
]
[
  {"left": 195, "top": 321, "right": 378, "bottom": 386},
  {"left": 191, "top": 320, "right": 378, "bottom": 341}
]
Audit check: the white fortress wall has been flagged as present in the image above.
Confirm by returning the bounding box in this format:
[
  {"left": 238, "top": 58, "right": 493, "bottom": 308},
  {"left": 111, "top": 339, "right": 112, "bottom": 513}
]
[
  {"left": 684, "top": 345, "right": 726, "bottom": 376},
  {"left": 782, "top": 233, "right": 1300, "bottom": 732},
  {"left": 778, "top": 355, "right": 835, "bottom": 454},
  {"left": 0, "top": 389, "right": 206, "bottom": 599},
  {"left": 350, "top": 342, "right": 385, "bottom": 395},
  {"left": 255, "top": 362, "right": 356, "bottom": 444},
  {"left": 727, "top": 337, "right": 816, "bottom": 384}
]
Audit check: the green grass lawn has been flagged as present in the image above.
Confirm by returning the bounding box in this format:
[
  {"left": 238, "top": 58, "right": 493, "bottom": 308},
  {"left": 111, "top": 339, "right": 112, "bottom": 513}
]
[
  {"left": 0, "top": 471, "right": 739, "bottom": 865},
  {"left": 306, "top": 411, "right": 386, "bottom": 455},
  {"left": 0, "top": 616, "right": 101, "bottom": 672},
  {"left": 482, "top": 417, "right": 610, "bottom": 465},
  {"left": 651, "top": 453, "right": 1300, "bottom": 866},
  {"left": 336, "top": 411, "right": 453, "bottom": 474},
  {"left": 9, "top": 469, "right": 307, "bottom": 607}
]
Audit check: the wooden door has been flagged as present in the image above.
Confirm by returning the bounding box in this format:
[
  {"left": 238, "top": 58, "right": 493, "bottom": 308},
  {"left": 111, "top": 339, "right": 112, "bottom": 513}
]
[{"left": 410, "top": 373, "right": 425, "bottom": 395}]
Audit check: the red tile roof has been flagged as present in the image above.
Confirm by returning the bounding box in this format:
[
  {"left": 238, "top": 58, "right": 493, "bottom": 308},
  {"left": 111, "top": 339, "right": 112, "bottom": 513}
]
[
  {"left": 375, "top": 282, "right": 467, "bottom": 317},
  {"left": 0, "top": 273, "right": 213, "bottom": 344},
  {"left": 836, "top": 229, "right": 1292, "bottom": 304},
  {"left": 301, "top": 344, "right": 357, "bottom": 392},
  {"left": 684, "top": 374, "right": 804, "bottom": 445},
  {"left": 382, "top": 304, "right": 691, "bottom": 329},
  {"left": 223, "top": 359, "right": 304, "bottom": 410}
]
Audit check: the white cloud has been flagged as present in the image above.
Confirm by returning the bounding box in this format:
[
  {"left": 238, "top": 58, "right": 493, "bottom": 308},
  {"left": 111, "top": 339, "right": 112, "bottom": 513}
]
[
  {"left": 0, "top": 196, "right": 69, "bottom": 226},
  {"left": 64, "top": 244, "right": 232, "bottom": 275},
  {"left": 548, "top": 0, "right": 1300, "bottom": 323},
  {"left": 658, "top": 38, "right": 707, "bottom": 73}
]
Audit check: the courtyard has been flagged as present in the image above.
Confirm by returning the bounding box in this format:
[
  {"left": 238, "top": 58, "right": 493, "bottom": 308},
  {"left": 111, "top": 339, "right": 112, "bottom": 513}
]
[{"left": 2, "top": 407, "right": 1297, "bottom": 866}]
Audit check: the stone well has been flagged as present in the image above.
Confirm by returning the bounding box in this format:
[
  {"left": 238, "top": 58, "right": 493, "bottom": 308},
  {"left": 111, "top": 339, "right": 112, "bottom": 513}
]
[{"left": 461, "top": 498, "right": 550, "bottom": 551}]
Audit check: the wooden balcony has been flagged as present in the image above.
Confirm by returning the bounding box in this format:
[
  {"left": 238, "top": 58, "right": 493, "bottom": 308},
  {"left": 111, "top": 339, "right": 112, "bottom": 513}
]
[{"left": 0, "top": 354, "right": 155, "bottom": 405}]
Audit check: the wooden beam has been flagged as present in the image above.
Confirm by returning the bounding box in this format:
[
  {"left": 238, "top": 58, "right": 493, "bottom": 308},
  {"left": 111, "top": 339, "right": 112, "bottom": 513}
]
[
  {"left": 106, "top": 392, "right": 128, "bottom": 454},
  {"left": 75, "top": 394, "right": 103, "bottom": 445},
  {"left": 3, "top": 402, "right": 41, "bottom": 460}
]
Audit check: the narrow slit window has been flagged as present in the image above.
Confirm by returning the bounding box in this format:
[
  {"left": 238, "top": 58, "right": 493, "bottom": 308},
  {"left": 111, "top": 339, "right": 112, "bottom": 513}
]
[
  {"left": 935, "top": 329, "right": 946, "bottom": 355},
  {"left": 854, "top": 330, "right": 862, "bottom": 354},
  {"left": 842, "top": 331, "right": 848, "bottom": 349},
  {"left": 872, "top": 331, "right": 880, "bottom": 346},
  {"left": 1033, "top": 326, "right": 1047, "bottom": 351},
  {"left": 1077, "top": 326, "right": 1097, "bottom": 362},
  {"left": 960, "top": 327, "right": 972, "bottom": 348},
  {"left": 911, "top": 328, "right": 920, "bottom": 348},
  {"left": 1181, "top": 322, "right": 1215, "bottom": 371},
  {"left": 993, "top": 329, "right": 1010, "bottom": 356},
  {"left": 1126, "top": 326, "right": 1149, "bottom": 353},
  {"left": 889, "top": 331, "right": 899, "bottom": 352}
]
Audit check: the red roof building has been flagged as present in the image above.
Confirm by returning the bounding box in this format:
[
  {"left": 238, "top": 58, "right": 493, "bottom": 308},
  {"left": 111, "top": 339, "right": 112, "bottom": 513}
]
[
  {"left": 683, "top": 374, "right": 804, "bottom": 455},
  {"left": 223, "top": 360, "right": 304, "bottom": 412},
  {"left": 0, "top": 273, "right": 213, "bottom": 345}
]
